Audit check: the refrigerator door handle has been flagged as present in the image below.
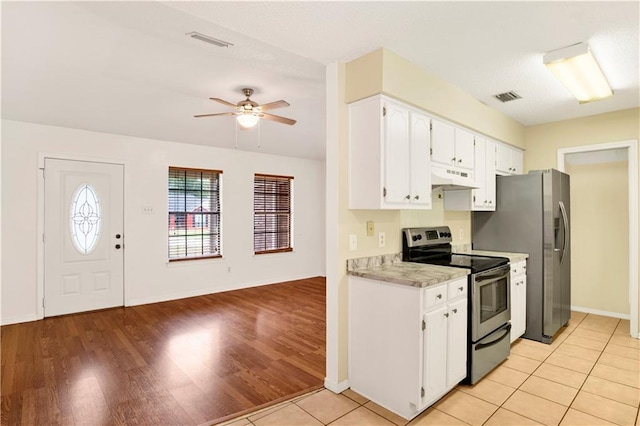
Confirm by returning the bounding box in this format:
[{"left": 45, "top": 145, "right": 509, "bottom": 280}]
[{"left": 559, "top": 201, "right": 569, "bottom": 264}]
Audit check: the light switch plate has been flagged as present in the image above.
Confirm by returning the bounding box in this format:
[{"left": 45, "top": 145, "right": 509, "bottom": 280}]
[
  {"left": 378, "top": 232, "right": 385, "bottom": 248},
  {"left": 366, "top": 221, "right": 374, "bottom": 237},
  {"left": 349, "top": 234, "right": 357, "bottom": 251}
]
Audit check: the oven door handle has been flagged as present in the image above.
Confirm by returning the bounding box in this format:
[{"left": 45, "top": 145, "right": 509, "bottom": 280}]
[
  {"left": 475, "top": 265, "right": 510, "bottom": 282},
  {"left": 475, "top": 323, "right": 512, "bottom": 349}
]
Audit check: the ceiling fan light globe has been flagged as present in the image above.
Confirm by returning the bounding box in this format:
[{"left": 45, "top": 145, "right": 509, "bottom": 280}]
[{"left": 237, "top": 113, "right": 259, "bottom": 128}]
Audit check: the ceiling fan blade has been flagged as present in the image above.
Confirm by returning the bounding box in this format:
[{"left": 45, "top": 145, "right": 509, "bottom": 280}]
[
  {"left": 194, "top": 112, "right": 236, "bottom": 118},
  {"left": 209, "top": 98, "right": 238, "bottom": 109},
  {"left": 261, "top": 112, "right": 297, "bottom": 125},
  {"left": 257, "top": 100, "right": 290, "bottom": 112}
]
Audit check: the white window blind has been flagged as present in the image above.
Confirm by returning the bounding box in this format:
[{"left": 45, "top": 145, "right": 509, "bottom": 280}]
[
  {"left": 254, "top": 174, "right": 293, "bottom": 254},
  {"left": 168, "top": 167, "right": 222, "bottom": 261}
]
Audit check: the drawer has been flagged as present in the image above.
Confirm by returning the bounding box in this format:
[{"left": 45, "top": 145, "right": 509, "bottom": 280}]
[
  {"left": 448, "top": 278, "right": 467, "bottom": 299},
  {"left": 511, "top": 261, "right": 526, "bottom": 277},
  {"left": 424, "top": 283, "right": 447, "bottom": 309}
]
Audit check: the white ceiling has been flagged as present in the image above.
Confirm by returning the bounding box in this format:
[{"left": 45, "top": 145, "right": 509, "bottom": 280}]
[{"left": 2, "top": 2, "right": 639, "bottom": 161}]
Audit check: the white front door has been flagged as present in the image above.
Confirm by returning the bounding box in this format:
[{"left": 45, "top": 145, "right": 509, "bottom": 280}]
[{"left": 44, "top": 158, "right": 124, "bottom": 317}]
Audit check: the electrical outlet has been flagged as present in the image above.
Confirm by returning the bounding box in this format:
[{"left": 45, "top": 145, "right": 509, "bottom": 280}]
[
  {"left": 378, "top": 232, "right": 386, "bottom": 248},
  {"left": 366, "top": 221, "right": 374, "bottom": 237},
  {"left": 227, "top": 266, "right": 231, "bottom": 273},
  {"left": 349, "top": 234, "right": 358, "bottom": 251}
]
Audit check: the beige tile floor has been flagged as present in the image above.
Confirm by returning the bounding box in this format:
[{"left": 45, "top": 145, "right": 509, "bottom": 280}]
[{"left": 217, "top": 313, "right": 640, "bottom": 426}]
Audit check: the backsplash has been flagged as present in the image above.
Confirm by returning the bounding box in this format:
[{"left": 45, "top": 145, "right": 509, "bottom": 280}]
[
  {"left": 346, "top": 253, "right": 402, "bottom": 271},
  {"left": 453, "top": 243, "right": 472, "bottom": 252}
]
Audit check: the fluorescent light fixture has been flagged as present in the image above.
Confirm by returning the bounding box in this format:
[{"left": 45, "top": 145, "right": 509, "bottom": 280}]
[
  {"left": 186, "top": 31, "right": 233, "bottom": 48},
  {"left": 236, "top": 113, "right": 259, "bottom": 128},
  {"left": 543, "top": 42, "right": 613, "bottom": 103}
]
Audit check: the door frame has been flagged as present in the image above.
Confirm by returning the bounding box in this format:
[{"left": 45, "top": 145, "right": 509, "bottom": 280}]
[
  {"left": 37, "top": 153, "right": 128, "bottom": 319},
  {"left": 557, "top": 139, "right": 639, "bottom": 339}
]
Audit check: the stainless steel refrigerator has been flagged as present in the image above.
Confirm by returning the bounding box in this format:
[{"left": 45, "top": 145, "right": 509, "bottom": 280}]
[{"left": 472, "top": 169, "right": 571, "bottom": 343}]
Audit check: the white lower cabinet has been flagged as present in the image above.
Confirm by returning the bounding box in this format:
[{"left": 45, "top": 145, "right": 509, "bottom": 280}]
[
  {"left": 510, "top": 260, "right": 527, "bottom": 343},
  {"left": 349, "top": 276, "right": 468, "bottom": 420}
]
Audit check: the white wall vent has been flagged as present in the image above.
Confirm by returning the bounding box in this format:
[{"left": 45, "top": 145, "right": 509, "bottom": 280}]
[{"left": 494, "top": 91, "right": 522, "bottom": 102}]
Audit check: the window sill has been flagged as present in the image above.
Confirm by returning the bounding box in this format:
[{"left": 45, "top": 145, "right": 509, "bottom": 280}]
[{"left": 166, "top": 255, "right": 223, "bottom": 267}]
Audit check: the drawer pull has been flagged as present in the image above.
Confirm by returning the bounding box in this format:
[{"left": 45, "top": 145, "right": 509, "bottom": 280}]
[
  {"left": 436, "top": 294, "right": 442, "bottom": 299},
  {"left": 458, "top": 286, "right": 464, "bottom": 292},
  {"left": 444, "top": 313, "right": 449, "bottom": 318},
  {"left": 452, "top": 308, "right": 458, "bottom": 314}
]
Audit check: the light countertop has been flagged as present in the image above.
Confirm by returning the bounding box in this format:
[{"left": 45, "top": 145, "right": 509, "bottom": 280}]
[
  {"left": 348, "top": 262, "right": 469, "bottom": 288},
  {"left": 457, "top": 249, "right": 528, "bottom": 263}
]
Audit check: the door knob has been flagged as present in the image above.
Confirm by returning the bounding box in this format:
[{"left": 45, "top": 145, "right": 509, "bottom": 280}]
[{"left": 115, "top": 244, "right": 122, "bottom": 249}]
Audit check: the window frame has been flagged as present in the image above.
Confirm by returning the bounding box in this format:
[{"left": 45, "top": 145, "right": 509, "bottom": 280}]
[
  {"left": 253, "top": 173, "right": 293, "bottom": 255},
  {"left": 168, "top": 167, "right": 222, "bottom": 262}
]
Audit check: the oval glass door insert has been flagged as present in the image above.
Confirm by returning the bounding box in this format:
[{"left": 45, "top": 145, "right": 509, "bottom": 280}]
[{"left": 70, "top": 183, "right": 102, "bottom": 254}]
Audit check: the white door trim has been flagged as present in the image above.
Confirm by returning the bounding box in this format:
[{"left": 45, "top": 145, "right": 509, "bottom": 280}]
[
  {"left": 37, "top": 153, "right": 128, "bottom": 319},
  {"left": 557, "top": 139, "right": 639, "bottom": 339}
]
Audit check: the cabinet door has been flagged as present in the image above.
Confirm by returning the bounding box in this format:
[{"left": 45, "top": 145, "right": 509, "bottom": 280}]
[
  {"left": 431, "top": 120, "right": 455, "bottom": 166},
  {"left": 423, "top": 306, "right": 448, "bottom": 405},
  {"left": 510, "top": 278, "right": 519, "bottom": 343},
  {"left": 484, "top": 140, "right": 496, "bottom": 207},
  {"left": 495, "top": 143, "right": 511, "bottom": 174},
  {"left": 454, "top": 128, "right": 475, "bottom": 170},
  {"left": 446, "top": 298, "right": 468, "bottom": 387},
  {"left": 511, "top": 149, "right": 524, "bottom": 174},
  {"left": 410, "top": 112, "right": 432, "bottom": 207},
  {"left": 472, "top": 137, "right": 487, "bottom": 209},
  {"left": 518, "top": 277, "right": 527, "bottom": 339},
  {"left": 383, "top": 102, "right": 411, "bottom": 205}
]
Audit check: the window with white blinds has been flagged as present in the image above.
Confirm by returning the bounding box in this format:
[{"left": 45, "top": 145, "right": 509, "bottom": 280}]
[
  {"left": 254, "top": 174, "right": 293, "bottom": 254},
  {"left": 168, "top": 167, "right": 222, "bottom": 261}
]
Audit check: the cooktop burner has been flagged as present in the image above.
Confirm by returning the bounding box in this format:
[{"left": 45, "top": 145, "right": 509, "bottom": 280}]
[{"left": 407, "top": 253, "right": 508, "bottom": 274}]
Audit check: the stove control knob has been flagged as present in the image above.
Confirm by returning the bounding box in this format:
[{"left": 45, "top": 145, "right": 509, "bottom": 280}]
[
  {"left": 417, "top": 234, "right": 422, "bottom": 240},
  {"left": 412, "top": 235, "right": 418, "bottom": 242},
  {"left": 439, "top": 232, "right": 444, "bottom": 237}
]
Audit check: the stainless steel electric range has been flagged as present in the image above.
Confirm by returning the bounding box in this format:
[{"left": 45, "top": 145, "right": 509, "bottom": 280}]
[{"left": 402, "top": 226, "right": 511, "bottom": 384}]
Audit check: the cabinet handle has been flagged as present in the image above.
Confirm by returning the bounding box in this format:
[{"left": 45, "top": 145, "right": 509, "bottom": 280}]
[
  {"left": 444, "top": 313, "right": 449, "bottom": 318},
  {"left": 452, "top": 308, "right": 458, "bottom": 314},
  {"left": 414, "top": 195, "right": 420, "bottom": 200},
  {"left": 405, "top": 194, "right": 411, "bottom": 200},
  {"left": 458, "top": 159, "right": 462, "bottom": 163},
  {"left": 452, "top": 157, "right": 456, "bottom": 162},
  {"left": 436, "top": 294, "right": 442, "bottom": 299},
  {"left": 458, "top": 286, "right": 464, "bottom": 291}
]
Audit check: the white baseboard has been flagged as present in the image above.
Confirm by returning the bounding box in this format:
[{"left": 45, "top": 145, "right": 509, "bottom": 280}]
[
  {"left": 571, "top": 305, "right": 630, "bottom": 320},
  {"left": 324, "top": 377, "right": 350, "bottom": 394},
  {"left": 1, "top": 313, "right": 40, "bottom": 326},
  {"left": 127, "top": 273, "right": 324, "bottom": 307}
]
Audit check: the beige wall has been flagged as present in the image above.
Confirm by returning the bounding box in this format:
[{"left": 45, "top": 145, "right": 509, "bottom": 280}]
[
  {"left": 335, "top": 49, "right": 525, "bottom": 382},
  {"left": 566, "top": 161, "right": 629, "bottom": 315},
  {"left": 524, "top": 108, "right": 639, "bottom": 329}
]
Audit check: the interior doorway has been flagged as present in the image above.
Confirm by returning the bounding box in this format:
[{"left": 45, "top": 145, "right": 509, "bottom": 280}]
[{"left": 557, "top": 140, "right": 639, "bottom": 339}]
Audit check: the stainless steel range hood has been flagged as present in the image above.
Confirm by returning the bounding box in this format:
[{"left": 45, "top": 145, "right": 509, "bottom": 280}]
[{"left": 431, "top": 165, "right": 480, "bottom": 190}]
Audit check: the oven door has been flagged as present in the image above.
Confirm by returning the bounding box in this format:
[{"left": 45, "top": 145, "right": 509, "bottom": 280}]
[{"left": 472, "top": 264, "right": 510, "bottom": 341}]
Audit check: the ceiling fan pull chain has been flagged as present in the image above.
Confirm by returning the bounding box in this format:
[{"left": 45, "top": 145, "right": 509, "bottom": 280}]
[
  {"left": 234, "top": 118, "right": 239, "bottom": 149},
  {"left": 257, "top": 119, "right": 261, "bottom": 148}
]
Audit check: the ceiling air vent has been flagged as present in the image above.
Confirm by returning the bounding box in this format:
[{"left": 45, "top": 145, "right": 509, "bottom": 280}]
[{"left": 494, "top": 91, "right": 522, "bottom": 103}]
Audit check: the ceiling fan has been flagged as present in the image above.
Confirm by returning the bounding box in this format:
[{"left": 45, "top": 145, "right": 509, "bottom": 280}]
[{"left": 195, "top": 88, "right": 296, "bottom": 128}]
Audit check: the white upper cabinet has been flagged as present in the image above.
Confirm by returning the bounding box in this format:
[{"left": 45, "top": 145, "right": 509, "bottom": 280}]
[
  {"left": 496, "top": 143, "right": 524, "bottom": 175},
  {"left": 431, "top": 120, "right": 474, "bottom": 170},
  {"left": 443, "top": 136, "right": 496, "bottom": 211},
  {"left": 349, "top": 95, "right": 432, "bottom": 210}
]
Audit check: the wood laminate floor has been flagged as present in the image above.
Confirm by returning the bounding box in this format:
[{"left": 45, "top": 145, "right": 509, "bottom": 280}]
[{"left": 1, "top": 277, "right": 326, "bottom": 425}]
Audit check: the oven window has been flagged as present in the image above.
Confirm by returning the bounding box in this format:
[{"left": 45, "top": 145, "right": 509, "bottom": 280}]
[{"left": 479, "top": 278, "right": 508, "bottom": 322}]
